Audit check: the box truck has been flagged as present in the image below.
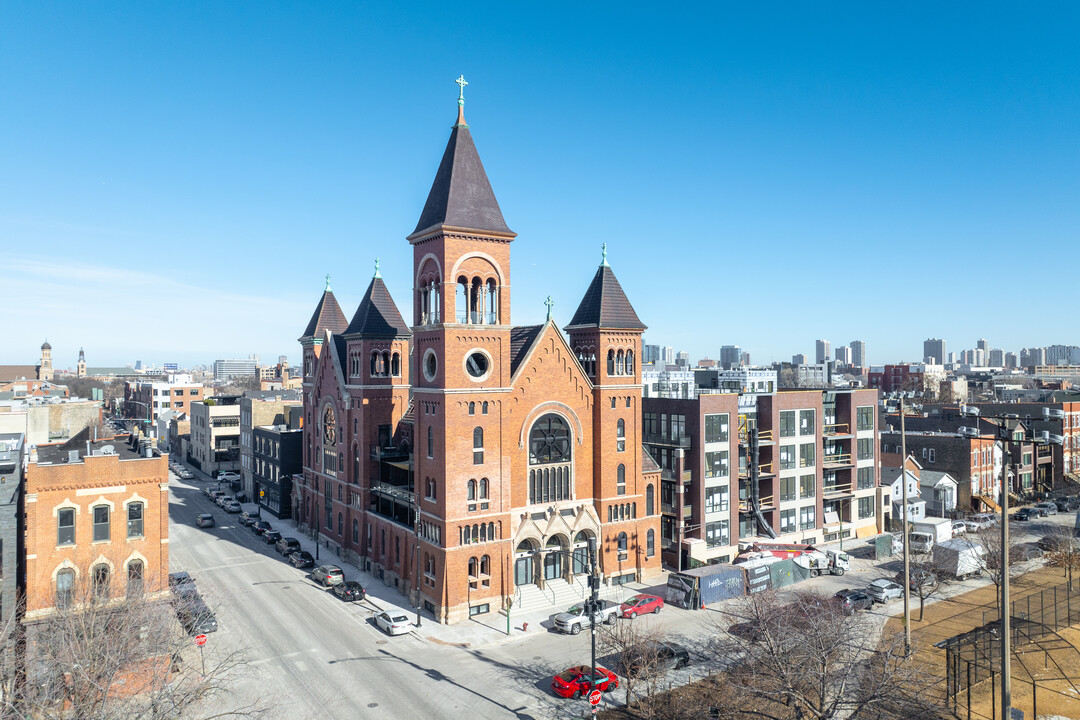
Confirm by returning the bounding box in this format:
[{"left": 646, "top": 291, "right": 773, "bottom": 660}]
[
  {"left": 665, "top": 564, "right": 745, "bottom": 609},
  {"left": 933, "top": 539, "right": 986, "bottom": 580}
]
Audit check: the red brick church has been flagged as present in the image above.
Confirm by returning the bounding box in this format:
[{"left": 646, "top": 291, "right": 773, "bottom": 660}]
[{"left": 294, "top": 84, "right": 661, "bottom": 623}]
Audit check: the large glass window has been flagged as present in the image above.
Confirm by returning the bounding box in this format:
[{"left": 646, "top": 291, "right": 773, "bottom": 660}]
[
  {"left": 779, "top": 411, "right": 796, "bottom": 438},
  {"left": 705, "top": 486, "right": 729, "bottom": 513},
  {"left": 705, "top": 451, "right": 729, "bottom": 478},
  {"left": 800, "top": 443, "right": 816, "bottom": 468},
  {"left": 646, "top": 485, "right": 654, "bottom": 515},
  {"left": 92, "top": 506, "right": 110, "bottom": 543},
  {"left": 646, "top": 529, "right": 655, "bottom": 557},
  {"left": 780, "top": 509, "right": 796, "bottom": 534},
  {"left": 705, "top": 521, "right": 729, "bottom": 547},
  {"left": 798, "top": 410, "right": 815, "bottom": 436},
  {"left": 671, "top": 414, "right": 686, "bottom": 441},
  {"left": 858, "top": 496, "right": 875, "bottom": 519},
  {"left": 127, "top": 502, "right": 144, "bottom": 538},
  {"left": 58, "top": 508, "right": 75, "bottom": 546},
  {"left": 530, "top": 415, "right": 570, "bottom": 464},
  {"left": 857, "top": 406, "right": 874, "bottom": 431},
  {"left": 92, "top": 564, "right": 110, "bottom": 599},
  {"left": 780, "top": 477, "right": 796, "bottom": 502},
  {"left": 779, "top": 445, "right": 796, "bottom": 471},
  {"left": 705, "top": 414, "right": 729, "bottom": 444},
  {"left": 56, "top": 569, "right": 74, "bottom": 609},
  {"left": 800, "top": 474, "right": 816, "bottom": 499},
  {"left": 857, "top": 438, "right": 874, "bottom": 461},
  {"left": 857, "top": 467, "right": 875, "bottom": 489},
  {"left": 799, "top": 506, "right": 816, "bottom": 530}
]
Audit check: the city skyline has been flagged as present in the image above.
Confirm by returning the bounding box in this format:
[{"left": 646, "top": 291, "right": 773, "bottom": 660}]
[{"left": 4, "top": 4, "right": 1079, "bottom": 365}]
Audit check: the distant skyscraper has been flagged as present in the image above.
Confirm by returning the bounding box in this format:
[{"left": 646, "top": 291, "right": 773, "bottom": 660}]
[
  {"left": 643, "top": 344, "right": 660, "bottom": 364},
  {"left": 850, "top": 340, "right": 866, "bottom": 368},
  {"left": 675, "top": 351, "right": 689, "bottom": 368},
  {"left": 989, "top": 349, "right": 1005, "bottom": 367},
  {"left": 661, "top": 346, "right": 674, "bottom": 365},
  {"left": 923, "top": 338, "right": 946, "bottom": 365},
  {"left": 1004, "top": 352, "right": 1018, "bottom": 370},
  {"left": 1021, "top": 347, "right": 1047, "bottom": 367},
  {"left": 976, "top": 339, "right": 989, "bottom": 352},
  {"left": 719, "top": 345, "right": 741, "bottom": 370},
  {"left": 835, "top": 346, "right": 852, "bottom": 365},
  {"left": 815, "top": 340, "right": 831, "bottom": 365},
  {"left": 792, "top": 353, "right": 808, "bottom": 365},
  {"left": 947, "top": 352, "right": 956, "bottom": 364},
  {"left": 740, "top": 352, "right": 751, "bottom": 367}
]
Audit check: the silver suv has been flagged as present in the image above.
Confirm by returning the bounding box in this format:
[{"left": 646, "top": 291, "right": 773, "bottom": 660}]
[{"left": 311, "top": 565, "right": 345, "bottom": 587}]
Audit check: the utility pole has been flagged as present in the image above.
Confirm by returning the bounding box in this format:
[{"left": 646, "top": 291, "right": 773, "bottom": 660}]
[
  {"left": 999, "top": 436, "right": 1012, "bottom": 720},
  {"left": 587, "top": 537, "right": 600, "bottom": 700},
  {"left": 901, "top": 396, "right": 911, "bottom": 655}
]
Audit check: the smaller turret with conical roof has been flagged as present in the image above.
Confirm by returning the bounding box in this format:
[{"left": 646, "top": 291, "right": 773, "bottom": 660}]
[{"left": 299, "top": 275, "right": 348, "bottom": 383}]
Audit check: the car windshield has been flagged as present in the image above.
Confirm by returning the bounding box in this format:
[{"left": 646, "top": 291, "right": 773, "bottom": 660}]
[{"left": 391, "top": 615, "right": 408, "bottom": 623}]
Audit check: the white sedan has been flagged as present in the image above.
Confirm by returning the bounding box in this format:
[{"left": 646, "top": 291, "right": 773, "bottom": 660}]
[{"left": 374, "top": 611, "right": 412, "bottom": 636}]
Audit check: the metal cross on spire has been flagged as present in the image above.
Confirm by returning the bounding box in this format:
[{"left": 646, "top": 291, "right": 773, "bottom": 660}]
[
  {"left": 545, "top": 296, "right": 555, "bottom": 321},
  {"left": 456, "top": 75, "right": 468, "bottom": 105},
  {"left": 601, "top": 243, "right": 609, "bottom": 267},
  {"left": 325, "top": 273, "right": 332, "bottom": 292},
  {"left": 374, "top": 257, "right": 382, "bottom": 279}
]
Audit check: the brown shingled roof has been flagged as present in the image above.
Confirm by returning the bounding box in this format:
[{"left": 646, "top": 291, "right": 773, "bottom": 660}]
[
  {"left": 344, "top": 277, "right": 411, "bottom": 338},
  {"left": 565, "top": 265, "right": 646, "bottom": 330},
  {"left": 299, "top": 290, "right": 348, "bottom": 342}
]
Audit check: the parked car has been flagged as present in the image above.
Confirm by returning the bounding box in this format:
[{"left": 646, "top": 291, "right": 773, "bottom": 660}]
[
  {"left": 1013, "top": 508, "right": 1035, "bottom": 522},
  {"left": 290, "top": 551, "right": 315, "bottom": 568},
  {"left": 275, "top": 537, "right": 302, "bottom": 555},
  {"left": 208, "top": 489, "right": 225, "bottom": 501},
  {"left": 551, "top": 665, "right": 618, "bottom": 699},
  {"left": 216, "top": 495, "right": 234, "bottom": 508},
  {"left": 1032, "top": 506, "right": 1049, "bottom": 517},
  {"left": 169, "top": 571, "right": 195, "bottom": 590},
  {"left": 374, "top": 611, "right": 411, "bottom": 636},
  {"left": 894, "top": 567, "right": 938, "bottom": 591},
  {"left": 968, "top": 514, "right": 998, "bottom": 529},
  {"left": 195, "top": 513, "right": 215, "bottom": 528},
  {"left": 623, "top": 641, "right": 690, "bottom": 676},
  {"left": 951, "top": 521, "right": 968, "bottom": 535},
  {"left": 620, "top": 594, "right": 664, "bottom": 619},
  {"left": 332, "top": 581, "right": 366, "bottom": 602},
  {"left": 263, "top": 531, "right": 282, "bottom": 545},
  {"left": 1034, "top": 502, "right": 1058, "bottom": 516},
  {"left": 238, "top": 511, "right": 259, "bottom": 526},
  {"left": 311, "top": 565, "right": 345, "bottom": 586},
  {"left": 1055, "top": 498, "right": 1071, "bottom": 512},
  {"left": 223, "top": 500, "right": 241, "bottom": 513},
  {"left": 553, "top": 600, "right": 620, "bottom": 634},
  {"left": 866, "top": 579, "right": 904, "bottom": 604},
  {"left": 833, "top": 589, "right": 873, "bottom": 615},
  {"left": 177, "top": 600, "right": 218, "bottom": 634},
  {"left": 1012, "top": 543, "right": 1045, "bottom": 562},
  {"left": 179, "top": 470, "right": 194, "bottom": 480},
  {"left": 251, "top": 521, "right": 273, "bottom": 535},
  {"left": 217, "top": 471, "right": 241, "bottom": 483}
]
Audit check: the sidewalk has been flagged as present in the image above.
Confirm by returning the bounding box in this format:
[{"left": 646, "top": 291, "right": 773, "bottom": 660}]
[{"left": 173, "top": 463, "right": 658, "bottom": 649}]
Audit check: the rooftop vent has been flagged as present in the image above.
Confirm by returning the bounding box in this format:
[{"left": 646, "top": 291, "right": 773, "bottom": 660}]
[
  {"left": 99, "top": 445, "right": 116, "bottom": 455},
  {"left": 67, "top": 450, "right": 82, "bottom": 463}
]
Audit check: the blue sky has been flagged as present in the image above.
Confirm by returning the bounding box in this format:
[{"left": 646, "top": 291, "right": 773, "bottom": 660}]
[{"left": 3, "top": 2, "right": 1078, "bottom": 370}]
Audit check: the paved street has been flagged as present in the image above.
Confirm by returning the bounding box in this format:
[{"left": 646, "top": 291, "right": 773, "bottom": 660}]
[{"left": 168, "top": 464, "right": 1079, "bottom": 719}]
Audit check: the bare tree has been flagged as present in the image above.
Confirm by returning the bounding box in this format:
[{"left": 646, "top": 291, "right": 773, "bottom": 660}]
[
  {"left": 1043, "top": 526, "right": 1080, "bottom": 585},
  {"left": 711, "top": 590, "right": 948, "bottom": 720},
  {"left": 907, "top": 553, "right": 943, "bottom": 622},
  {"left": 597, "top": 619, "right": 668, "bottom": 718},
  {"left": 0, "top": 577, "right": 265, "bottom": 720},
  {"left": 971, "top": 524, "right": 1026, "bottom": 612}
]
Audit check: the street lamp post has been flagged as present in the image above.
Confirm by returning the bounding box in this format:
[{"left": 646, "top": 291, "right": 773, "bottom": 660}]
[{"left": 959, "top": 404, "right": 1064, "bottom": 720}]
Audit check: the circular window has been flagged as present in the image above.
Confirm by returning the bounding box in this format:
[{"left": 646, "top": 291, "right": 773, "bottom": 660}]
[
  {"left": 423, "top": 349, "right": 438, "bottom": 382},
  {"left": 465, "top": 351, "right": 491, "bottom": 380}
]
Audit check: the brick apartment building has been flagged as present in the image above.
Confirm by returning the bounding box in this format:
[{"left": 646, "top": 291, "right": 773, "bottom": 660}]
[
  {"left": 253, "top": 406, "right": 303, "bottom": 518},
  {"left": 123, "top": 376, "right": 203, "bottom": 440},
  {"left": 24, "top": 429, "right": 169, "bottom": 620},
  {"left": 643, "top": 388, "right": 883, "bottom": 568},
  {"left": 868, "top": 363, "right": 945, "bottom": 394},
  {"left": 240, "top": 390, "right": 302, "bottom": 501},
  {"left": 293, "top": 95, "right": 661, "bottom": 623},
  {"left": 189, "top": 396, "right": 241, "bottom": 476}
]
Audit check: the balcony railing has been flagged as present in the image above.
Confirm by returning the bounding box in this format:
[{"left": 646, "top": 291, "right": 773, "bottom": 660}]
[
  {"left": 645, "top": 433, "right": 692, "bottom": 448},
  {"left": 372, "top": 481, "right": 415, "bottom": 504},
  {"left": 822, "top": 423, "right": 851, "bottom": 436},
  {"left": 738, "top": 429, "right": 774, "bottom": 444},
  {"left": 822, "top": 453, "right": 853, "bottom": 467}
]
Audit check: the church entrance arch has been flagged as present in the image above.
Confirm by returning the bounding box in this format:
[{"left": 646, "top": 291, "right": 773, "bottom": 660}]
[
  {"left": 572, "top": 530, "right": 593, "bottom": 574},
  {"left": 543, "top": 535, "right": 567, "bottom": 582},
  {"left": 514, "top": 540, "right": 538, "bottom": 587}
]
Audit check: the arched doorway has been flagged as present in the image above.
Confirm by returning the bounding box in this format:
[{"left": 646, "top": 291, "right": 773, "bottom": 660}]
[
  {"left": 514, "top": 540, "right": 537, "bottom": 587},
  {"left": 572, "top": 530, "right": 591, "bottom": 574},
  {"left": 544, "top": 535, "right": 567, "bottom": 582}
]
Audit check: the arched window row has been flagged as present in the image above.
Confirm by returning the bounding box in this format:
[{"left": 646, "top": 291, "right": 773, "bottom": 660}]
[
  {"left": 467, "top": 401, "right": 490, "bottom": 416},
  {"left": 467, "top": 554, "right": 492, "bottom": 588},
  {"left": 456, "top": 275, "right": 499, "bottom": 324},
  {"left": 466, "top": 478, "right": 490, "bottom": 502},
  {"left": 606, "top": 503, "right": 637, "bottom": 523},
  {"left": 460, "top": 522, "right": 500, "bottom": 545},
  {"left": 528, "top": 466, "right": 572, "bottom": 505},
  {"left": 369, "top": 351, "right": 402, "bottom": 378},
  {"left": 419, "top": 520, "right": 442, "bottom": 546},
  {"left": 419, "top": 274, "right": 442, "bottom": 326},
  {"left": 606, "top": 348, "right": 636, "bottom": 377},
  {"left": 575, "top": 346, "right": 597, "bottom": 377}
]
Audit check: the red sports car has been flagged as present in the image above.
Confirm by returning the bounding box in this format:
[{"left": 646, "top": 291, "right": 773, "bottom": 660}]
[
  {"left": 620, "top": 593, "right": 664, "bottom": 619},
  {"left": 551, "top": 665, "right": 618, "bottom": 699}
]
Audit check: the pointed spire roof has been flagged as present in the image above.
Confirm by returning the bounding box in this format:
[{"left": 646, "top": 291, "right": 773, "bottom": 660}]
[
  {"left": 565, "top": 263, "right": 646, "bottom": 331},
  {"left": 410, "top": 81, "right": 514, "bottom": 239},
  {"left": 344, "top": 275, "right": 411, "bottom": 338},
  {"left": 299, "top": 284, "right": 348, "bottom": 343}
]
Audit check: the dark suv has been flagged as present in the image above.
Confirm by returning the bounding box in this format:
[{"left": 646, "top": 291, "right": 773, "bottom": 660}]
[
  {"left": 834, "top": 589, "right": 873, "bottom": 615},
  {"left": 276, "top": 537, "right": 301, "bottom": 555}
]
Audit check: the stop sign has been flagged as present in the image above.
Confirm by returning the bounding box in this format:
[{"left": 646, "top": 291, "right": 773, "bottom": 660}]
[
  {"left": 194, "top": 634, "right": 208, "bottom": 647},
  {"left": 589, "top": 689, "right": 602, "bottom": 706}
]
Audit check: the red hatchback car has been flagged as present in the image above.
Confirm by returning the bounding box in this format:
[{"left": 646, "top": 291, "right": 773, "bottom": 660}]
[
  {"left": 620, "top": 594, "right": 664, "bottom": 619},
  {"left": 551, "top": 665, "right": 618, "bottom": 699}
]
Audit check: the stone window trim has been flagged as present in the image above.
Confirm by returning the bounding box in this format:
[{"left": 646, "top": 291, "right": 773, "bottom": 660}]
[{"left": 123, "top": 494, "right": 149, "bottom": 540}]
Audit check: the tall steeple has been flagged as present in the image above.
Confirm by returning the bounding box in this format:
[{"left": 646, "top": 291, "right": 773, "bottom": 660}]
[
  {"left": 409, "top": 76, "right": 514, "bottom": 240},
  {"left": 299, "top": 277, "right": 349, "bottom": 383}
]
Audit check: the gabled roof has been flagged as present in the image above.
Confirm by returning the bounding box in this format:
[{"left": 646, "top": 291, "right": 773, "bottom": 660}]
[
  {"left": 344, "top": 277, "right": 411, "bottom": 338},
  {"left": 411, "top": 124, "right": 513, "bottom": 238},
  {"left": 509, "top": 325, "right": 544, "bottom": 376},
  {"left": 299, "top": 290, "right": 348, "bottom": 342},
  {"left": 565, "top": 265, "right": 646, "bottom": 331},
  {"left": 642, "top": 446, "right": 660, "bottom": 473}
]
